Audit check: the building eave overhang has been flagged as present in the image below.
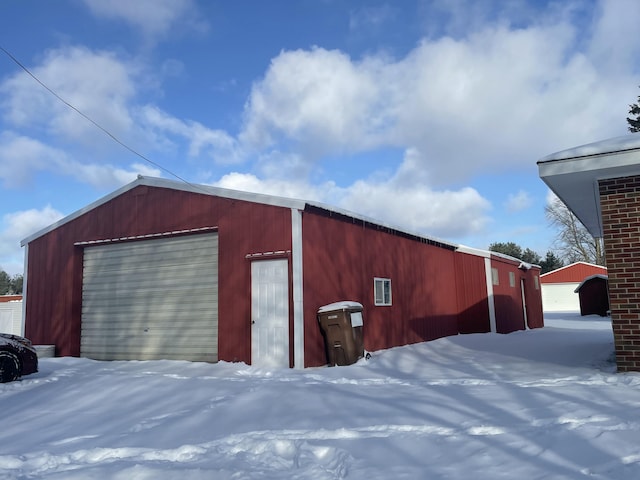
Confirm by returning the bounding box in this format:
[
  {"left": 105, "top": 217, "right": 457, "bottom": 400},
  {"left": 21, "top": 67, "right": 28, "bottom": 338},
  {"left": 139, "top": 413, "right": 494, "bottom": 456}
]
[
  {"left": 19, "top": 176, "right": 459, "bottom": 251},
  {"left": 20, "top": 176, "right": 308, "bottom": 246},
  {"left": 537, "top": 134, "right": 640, "bottom": 238}
]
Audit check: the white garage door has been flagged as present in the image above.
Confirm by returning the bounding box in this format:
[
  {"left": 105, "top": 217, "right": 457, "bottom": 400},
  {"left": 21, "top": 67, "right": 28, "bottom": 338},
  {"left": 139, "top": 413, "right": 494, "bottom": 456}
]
[
  {"left": 541, "top": 283, "right": 580, "bottom": 312},
  {"left": 81, "top": 233, "right": 218, "bottom": 362}
]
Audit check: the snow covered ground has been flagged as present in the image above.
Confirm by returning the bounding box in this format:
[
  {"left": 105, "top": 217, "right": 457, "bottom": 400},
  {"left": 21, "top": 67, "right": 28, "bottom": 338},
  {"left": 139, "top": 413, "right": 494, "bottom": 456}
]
[{"left": 2, "top": 312, "right": 639, "bottom": 479}]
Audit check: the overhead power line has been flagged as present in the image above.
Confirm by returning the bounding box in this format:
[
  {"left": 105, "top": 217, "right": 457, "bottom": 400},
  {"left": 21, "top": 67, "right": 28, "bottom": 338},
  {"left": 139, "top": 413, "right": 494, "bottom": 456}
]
[{"left": 0, "top": 45, "right": 200, "bottom": 189}]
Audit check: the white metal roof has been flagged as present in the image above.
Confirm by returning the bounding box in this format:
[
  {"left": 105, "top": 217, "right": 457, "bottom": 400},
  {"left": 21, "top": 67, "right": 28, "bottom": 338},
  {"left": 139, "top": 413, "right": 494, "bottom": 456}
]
[
  {"left": 20, "top": 175, "right": 460, "bottom": 250},
  {"left": 537, "top": 134, "right": 640, "bottom": 237}
]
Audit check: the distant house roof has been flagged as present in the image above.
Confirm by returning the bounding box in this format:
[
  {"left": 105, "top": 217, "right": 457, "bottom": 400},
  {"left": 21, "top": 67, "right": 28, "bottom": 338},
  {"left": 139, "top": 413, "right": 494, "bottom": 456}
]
[
  {"left": 540, "top": 262, "right": 607, "bottom": 284},
  {"left": 538, "top": 134, "right": 640, "bottom": 238},
  {"left": 0, "top": 295, "right": 22, "bottom": 303}
]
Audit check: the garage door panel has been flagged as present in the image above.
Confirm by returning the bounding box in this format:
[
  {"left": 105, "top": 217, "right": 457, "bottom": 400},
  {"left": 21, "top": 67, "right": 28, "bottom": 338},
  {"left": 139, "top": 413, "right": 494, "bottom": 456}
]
[{"left": 81, "top": 233, "right": 218, "bottom": 362}]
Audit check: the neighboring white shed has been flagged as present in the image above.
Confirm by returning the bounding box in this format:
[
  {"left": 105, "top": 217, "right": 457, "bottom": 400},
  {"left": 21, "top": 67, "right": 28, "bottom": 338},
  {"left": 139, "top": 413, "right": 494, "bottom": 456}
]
[
  {"left": 0, "top": 296, "right": 23, "bottom": 335},
  {"left": 540, "top": 262, "right": 607, "bottom": 312}
]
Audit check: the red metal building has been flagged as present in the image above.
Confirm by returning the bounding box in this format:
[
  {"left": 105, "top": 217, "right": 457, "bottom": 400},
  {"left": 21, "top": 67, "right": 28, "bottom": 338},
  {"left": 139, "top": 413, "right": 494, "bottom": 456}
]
[
  {"left": 21, "top": 176, "right": 543, "bottom": 368},
  {"left": 575, "top": 275, "right": 609, "bottom": 317}
]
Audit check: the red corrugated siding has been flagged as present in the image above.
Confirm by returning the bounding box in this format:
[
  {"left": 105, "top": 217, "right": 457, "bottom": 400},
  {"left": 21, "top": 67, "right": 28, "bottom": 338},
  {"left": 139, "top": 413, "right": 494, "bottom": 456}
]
[
  {"left": 301, "top": 212, "right": 461, "bottom": 367},
  {"left": 524, "top": 268, "right": 544, "bottom": 329},
  {"left": 489, "top": 256, "right": 544, "bottom": 333},
  {"left": 25, "top": 186, "right": 292, "bottom": 363},
  {"left": 25, "top": 183, "right": 545, "bottom": 367},
  {"left": 541, "top": 262, "right": 607, "bottom": 284},
  {"left": 454, "top": 253, "right": 491, "bottom": 334},
  {"left": 491, "top": 257, "right": 526, "bottom": 334}
]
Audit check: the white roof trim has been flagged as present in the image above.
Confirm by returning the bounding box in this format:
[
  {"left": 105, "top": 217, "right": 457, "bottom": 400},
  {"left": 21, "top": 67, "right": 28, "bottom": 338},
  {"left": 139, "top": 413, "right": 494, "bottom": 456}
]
[
  {"left": 20, "top": 176, "right": 460, "bottom": 251},
  {"left": 538, "top": 135, "right": 640, "bottom": 237},
  {"left": 540, "top": 261, "right": 607, "bottom": 278},
  {"left": 538, "top": 134, "right": 640, "bottom": 163}
]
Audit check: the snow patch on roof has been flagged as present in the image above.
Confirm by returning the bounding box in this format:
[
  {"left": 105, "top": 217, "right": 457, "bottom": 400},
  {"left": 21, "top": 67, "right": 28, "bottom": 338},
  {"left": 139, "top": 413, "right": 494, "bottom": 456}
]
[
  {"left": 538, "top": 134, "right": 640, "bottom": 163},
  {"left": 317, "top": 301, "right": 363, "bottom": 313}
]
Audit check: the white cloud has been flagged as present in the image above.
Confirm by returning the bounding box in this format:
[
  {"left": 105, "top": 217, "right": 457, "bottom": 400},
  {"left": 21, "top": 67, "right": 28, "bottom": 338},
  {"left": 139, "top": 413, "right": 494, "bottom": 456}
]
[
  {"left": 213, "top": 172, "right": 333, "bottom": 202},
  {"left": 213, "top": 148, "right": 492, "bottom": 240},
  {"left": 81, "top": 0, "right": 207, "bottom": 41},
  {"left": 0, "top": 132, "right": 160, "bottom": 190},
  {"left": 588, "top": 0, "right": 640, "bottom": 74},
  {"left": 0, "top": 206, "right": 64, "bottom": 275},
  {"left": 241, "top": 48, "right": 391, "bottom": 155},
  {"left": 141, "top": 105, "right": 243, "bottom": 164},
  {"left": 349, "top": 5, "right": 397, "bottom": 32},
  {"left": 239, "top": 8, "right": 638, "bottom": 185},
  {"left": 505, "top": 190, "right": 532, "bottom": 213},
  {"left": 0, "top": 132, "right": 67, "bottom": 187},
  {"left": 61, "top": 161, "right": 162, "bottom": 190},
  {"left": 341, "top": 181, "right": 490, "bottom": 238},
  {"left": 0, "top": 46, "right": 139, "bottom": 147}
]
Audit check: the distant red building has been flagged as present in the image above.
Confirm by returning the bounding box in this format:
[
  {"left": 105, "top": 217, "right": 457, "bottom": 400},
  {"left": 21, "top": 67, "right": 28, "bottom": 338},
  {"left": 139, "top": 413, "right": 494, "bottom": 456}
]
[
  {"left": 21, "top": 176, "right": 543, "bottom": 368},
  {"left": 540, "top": 262, "right": 607, "bottom": 312}
]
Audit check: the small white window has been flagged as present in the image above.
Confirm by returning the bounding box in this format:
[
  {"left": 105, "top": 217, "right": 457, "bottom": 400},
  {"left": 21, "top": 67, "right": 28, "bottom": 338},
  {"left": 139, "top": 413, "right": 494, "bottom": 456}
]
[
  {"left": 374, "top": 278, "right": 392, "bottom": 306},
  {"left": 509, "top": 271, "right": 516, "bottom": 288},
  {"left": 491, "top": 268, "right": 499, "bottom": 286},
  {"left": 534, "top": 276, "right": 539, "bottom": 290}
]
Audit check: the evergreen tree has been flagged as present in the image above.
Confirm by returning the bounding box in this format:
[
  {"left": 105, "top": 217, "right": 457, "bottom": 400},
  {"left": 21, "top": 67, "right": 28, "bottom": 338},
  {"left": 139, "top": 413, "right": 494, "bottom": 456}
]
[
  {"left": 539, "top": 251, "right": 564, "bottom": 274},
  {"left": 627, "top": 86, "right": 640, "bottom": 132},
  {"left": 0, "top": 270, "right": 10, "bottom": 295},
  {"left": 488, "top": 242, "right": 541, "bottom": 264}
]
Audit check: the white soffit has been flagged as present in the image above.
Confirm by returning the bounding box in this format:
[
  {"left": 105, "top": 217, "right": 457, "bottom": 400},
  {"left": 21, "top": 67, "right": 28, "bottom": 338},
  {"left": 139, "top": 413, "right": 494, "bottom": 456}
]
[{"left": 537, "top": 135, "right": 640, "bottom": 238}]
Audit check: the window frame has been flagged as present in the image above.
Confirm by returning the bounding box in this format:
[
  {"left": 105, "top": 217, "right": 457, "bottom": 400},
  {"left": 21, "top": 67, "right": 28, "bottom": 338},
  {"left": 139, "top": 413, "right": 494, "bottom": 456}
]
[
  {"left": 374, "top": 277, "right": 392, "bottom": 306},
  {"left": 491, "top": 267, "right": 499, "bottom": 286}
]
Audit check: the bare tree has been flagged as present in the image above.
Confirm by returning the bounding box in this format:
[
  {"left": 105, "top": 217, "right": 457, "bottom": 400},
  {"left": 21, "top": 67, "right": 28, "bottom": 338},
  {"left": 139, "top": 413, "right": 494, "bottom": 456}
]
[{"left": 545, "top": 196, "right": 605, "bottom": 266}]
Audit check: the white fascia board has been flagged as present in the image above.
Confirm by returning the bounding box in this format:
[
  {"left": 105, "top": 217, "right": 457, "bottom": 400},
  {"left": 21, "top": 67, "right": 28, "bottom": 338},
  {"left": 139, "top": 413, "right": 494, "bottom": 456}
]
[
  {"left": 20, "top": 176, "right": 308, "bottom": 246},
  {"left": 20, "top": 178, "right": 142, "bottom": 246},
  {"left": 455, "top": 245, "right": 542, "bottom": 269},
  {"left": 456, "top": 245, "right": 491, "bottom": 258},
  {"left": 139, "top": 177, "right": 307, "bottom": 210},
  {"left": 538, "top": 137, "right": 640, "bottom": 238},
  {"left": 538, "top": 134, "right": 640, "bottom": 164}
]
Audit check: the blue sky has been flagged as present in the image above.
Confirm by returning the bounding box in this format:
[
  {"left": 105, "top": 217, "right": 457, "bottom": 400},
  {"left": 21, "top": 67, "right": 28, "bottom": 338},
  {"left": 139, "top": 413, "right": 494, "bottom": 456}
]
[{"left": 1, "top": 0, "right": 639, "bottom": 275}]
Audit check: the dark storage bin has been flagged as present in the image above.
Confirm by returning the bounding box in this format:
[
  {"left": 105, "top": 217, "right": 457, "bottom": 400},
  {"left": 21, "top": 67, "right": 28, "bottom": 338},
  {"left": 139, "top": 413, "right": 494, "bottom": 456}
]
[{"left": 317, "top": 301, "right": 364, "bottom": 366}]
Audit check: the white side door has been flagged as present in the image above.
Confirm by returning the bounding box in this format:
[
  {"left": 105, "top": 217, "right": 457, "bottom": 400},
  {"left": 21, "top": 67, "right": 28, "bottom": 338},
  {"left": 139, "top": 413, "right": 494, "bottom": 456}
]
[{"left": 251, "top": 259, "right": 289, "bottom": 368}]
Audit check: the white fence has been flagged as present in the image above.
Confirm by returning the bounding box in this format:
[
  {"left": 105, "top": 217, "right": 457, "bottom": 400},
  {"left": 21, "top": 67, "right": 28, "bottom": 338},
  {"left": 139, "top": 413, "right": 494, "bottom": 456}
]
[{"left": 0, "top": 301, "right": 23, "bottom": 335}]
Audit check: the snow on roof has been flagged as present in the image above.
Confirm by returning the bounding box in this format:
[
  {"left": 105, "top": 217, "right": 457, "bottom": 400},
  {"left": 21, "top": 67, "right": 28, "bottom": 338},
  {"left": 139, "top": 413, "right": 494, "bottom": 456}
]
[
  {"left": 574, "top": 274, "right": 608, "bottom": 293},
  {"left": 538, "top": 134, "right": 640, "bottom": 163},
  {"left": 317, "top": 301, "right": 364, "bottom": 313}
]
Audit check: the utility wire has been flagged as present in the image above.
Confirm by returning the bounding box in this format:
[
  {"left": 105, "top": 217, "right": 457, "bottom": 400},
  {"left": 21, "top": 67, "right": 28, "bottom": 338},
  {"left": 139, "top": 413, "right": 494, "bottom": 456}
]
[{"left": 0, "top": 45, "right": 203, "bottom": 190}]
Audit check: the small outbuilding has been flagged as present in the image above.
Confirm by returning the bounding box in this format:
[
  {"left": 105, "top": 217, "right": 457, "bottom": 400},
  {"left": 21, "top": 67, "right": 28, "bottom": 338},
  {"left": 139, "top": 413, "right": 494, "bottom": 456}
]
[
  {"left": 20, "top": 176, "right": 543, "bottom": 368},
  {"left": 574, "top": 274, "right": 609, "bottom": 317},
  {"left": 540, "top": 262, "right": 607, "bottom": 312}
]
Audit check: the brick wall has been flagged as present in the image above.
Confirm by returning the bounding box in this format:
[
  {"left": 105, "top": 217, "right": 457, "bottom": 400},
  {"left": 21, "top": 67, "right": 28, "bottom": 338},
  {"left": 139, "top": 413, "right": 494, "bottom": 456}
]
[{"left": 599, "top": 175, "right": 640, "bottom": 372}]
